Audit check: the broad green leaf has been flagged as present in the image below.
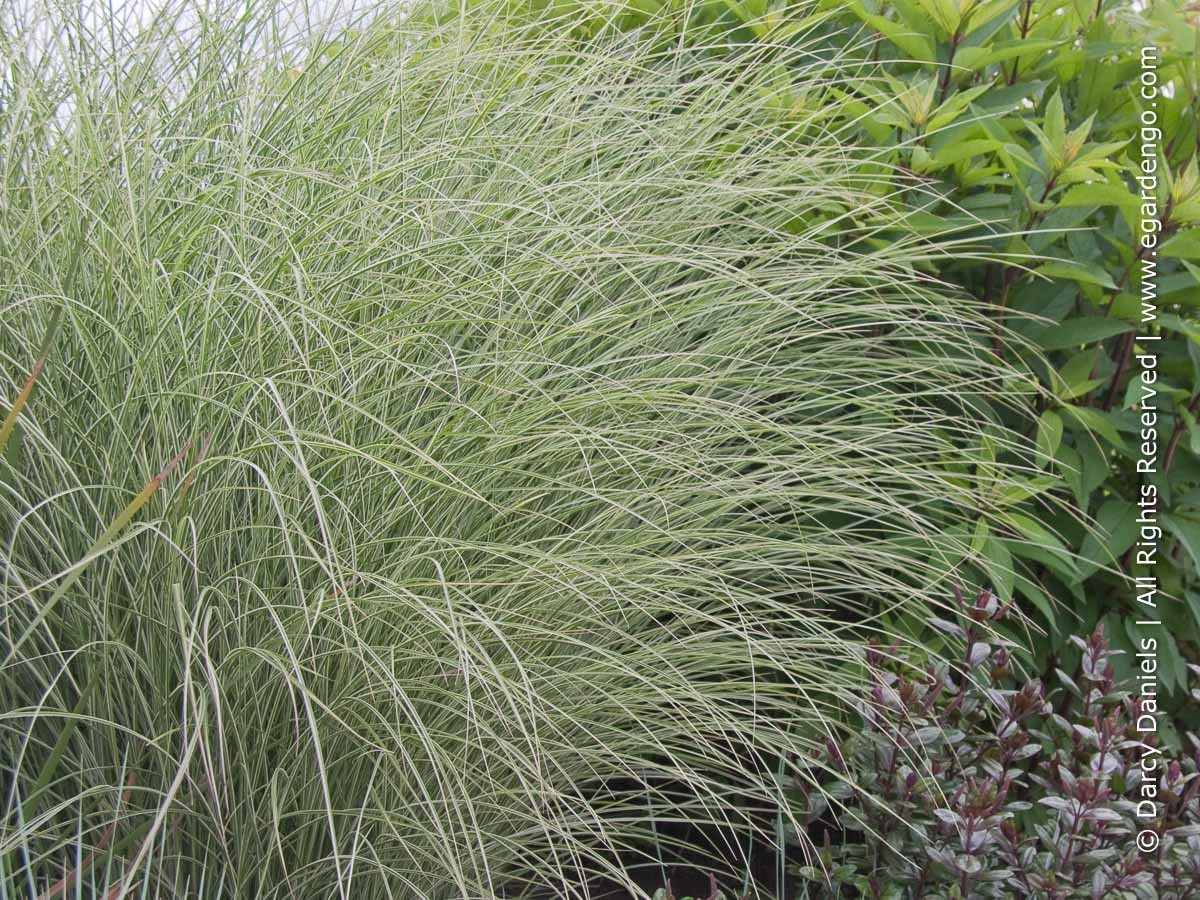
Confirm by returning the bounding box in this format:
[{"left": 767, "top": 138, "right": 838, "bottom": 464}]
[
  {"left": 1035, "top": 260, "right": 1117, "bottom": 290},
  {"left": 1153, "top": 627, "right": 1189, "bottom": 695},
  {"left": 960, "top": 0, "right": 1018, "bottom": 46},
  {"left": 1164, "top": 513, "right": 1200, "bottom": 575},
  {"left": 849, "top": 2, "right": 936, "bottom": 61},
  {"left": 999, "top": 510, "right": 1069, "bottom": 554},
  {"left": 1079, "top": 499, "right": 1136, "bottom": 578},
  {"left": 1013, "top": 571, "right": 1057, "bottom": 623},
  {"left": 912, "top": 0, "right": 960, "bottom": 36},
  {"left": 1045, "top": 90, "right": 1067, "bottom": 155},
  {"left": 1026, "top": 120, "right": 1062, "bottom": 171},
  {"left": 1074, "top": 139, "right": 1131, "bottom": 167},
  {"left": 981, "top": 533, "right": 1016, "bottom": 600},
  {"left": 1062, "top": 405, "right": 1127, "bottom": 451},
  {"left": 973, "top": 79, "right": 1049, "bottom": 115},
  {"left": 927, "top": 83, "right": 993, "bottom": 132},
  {"left": 1034, "top": 317, "right": 1131, "bottom": 351},
  {"left": 971, "top": 516, "right": 991, "bottom": 555},
  {"left": 995, "top": 474, "right": 1059, "bottom": 508},
  {"left": 1160, "top": 228, "right": 1200, "bottom": 260},
  {"left": 1035, "top": 410, "right": 1063, "bottom": 464},
  {"left": 1186, "top": 591, "right": 1200, "bottom": 635},
  {"left": 1009, "top": 536, "right": 1082, "bottom": 588},
  {"left": 1054, "top": 444, "right": 1086, "bottom": 511},
  {"left": 955, "top": 39, "right": 1063, "bottom": 71},
  {"left": 1058, "top": 181, "right": 1139, "bottom": 209}
]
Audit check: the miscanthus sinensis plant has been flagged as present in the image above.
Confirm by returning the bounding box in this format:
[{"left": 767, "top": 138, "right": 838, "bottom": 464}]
[{"left": 0, "top": 1, "right": 1038, "bottom": 897}]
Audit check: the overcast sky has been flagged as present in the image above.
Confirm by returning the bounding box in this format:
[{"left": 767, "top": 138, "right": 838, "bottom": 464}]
[{"left": 6, "top": 0, "right": 378, "bottom": 67}]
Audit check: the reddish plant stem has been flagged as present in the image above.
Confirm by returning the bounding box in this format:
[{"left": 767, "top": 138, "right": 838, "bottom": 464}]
[
  {"left": 1007, "top": 0, "right": 1035, "bottom": 85},
  {"left": 1164, "top": 393, "right": 1200, "bottom": 473}
]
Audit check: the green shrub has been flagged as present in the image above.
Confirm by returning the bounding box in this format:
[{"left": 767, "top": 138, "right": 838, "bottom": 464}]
[
  {"left": 817, "top": 0, "right": 1200, "bottom": 740},
  {"left": 0, "top": 2, "right": 1034, "bottom": 897}
]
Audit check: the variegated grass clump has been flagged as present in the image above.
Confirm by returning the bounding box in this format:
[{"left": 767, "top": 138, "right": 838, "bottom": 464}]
[{"left": 1, "top": 2, "right": 1033, "bottom": 897}]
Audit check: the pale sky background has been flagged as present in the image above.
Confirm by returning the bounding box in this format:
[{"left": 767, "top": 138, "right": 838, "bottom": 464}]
[{"left": 5, "top": 0, "right": 381, "bottom": 70}]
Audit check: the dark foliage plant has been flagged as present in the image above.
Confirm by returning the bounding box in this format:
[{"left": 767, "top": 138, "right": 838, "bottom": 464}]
[{"left": 792, "top": 587, "right": 1200, "bottom": 898}]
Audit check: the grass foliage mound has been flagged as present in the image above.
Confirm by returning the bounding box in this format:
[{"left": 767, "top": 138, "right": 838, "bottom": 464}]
[{"left": 1, "top": 3, "right": 1032, "bottom": 896}]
